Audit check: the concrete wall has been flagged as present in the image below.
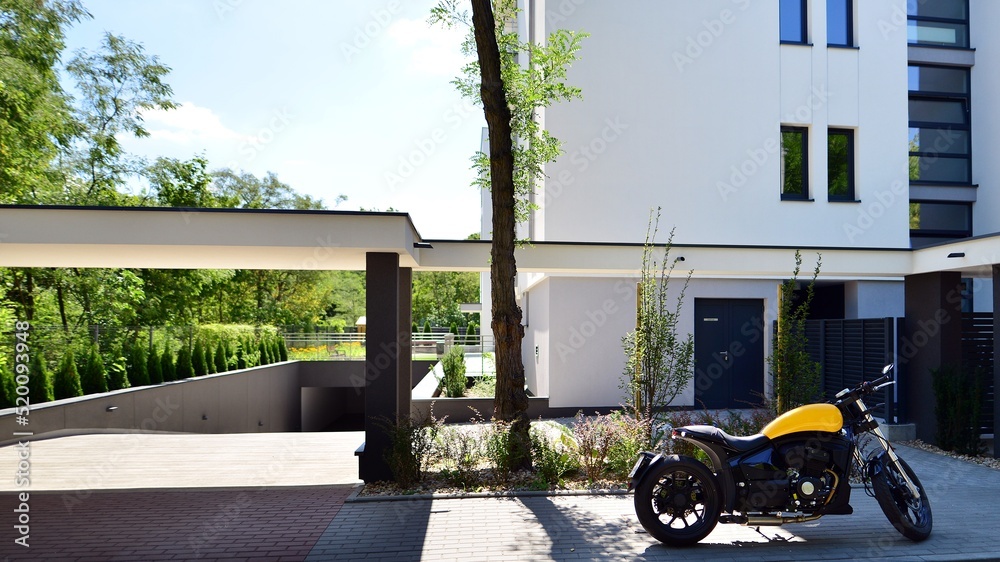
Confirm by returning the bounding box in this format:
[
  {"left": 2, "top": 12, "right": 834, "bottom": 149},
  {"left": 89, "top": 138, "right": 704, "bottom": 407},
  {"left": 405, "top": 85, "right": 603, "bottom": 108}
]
[
  {"left": 0, "top": 361, "right": 375, "bottom": 446},
  {"left": 845, "top": 280, "right": 906, "bottom": 319},
  {"left": 537, "top": 0, "right": 910, "bottom": 249}
]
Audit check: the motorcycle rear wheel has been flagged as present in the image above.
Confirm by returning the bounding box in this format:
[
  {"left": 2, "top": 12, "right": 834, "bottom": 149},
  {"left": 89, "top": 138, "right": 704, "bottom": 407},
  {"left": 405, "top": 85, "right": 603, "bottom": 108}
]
[
  {"left": 634, "top": 455, "right": 721, "bottom": 546},
  {"left": 871, "top": 456, "right": 932, "bottom": 542}
]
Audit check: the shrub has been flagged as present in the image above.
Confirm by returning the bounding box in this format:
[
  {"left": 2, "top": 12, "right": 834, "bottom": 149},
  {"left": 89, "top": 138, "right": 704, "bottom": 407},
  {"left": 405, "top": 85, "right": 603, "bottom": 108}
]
[
  {"left": 129, "top": 344, "right": 149, "bottom": 386},
  {"left": 147, "top": 344, "right": 163, "bottom": 384},
  {"left": 466, "top": 322, "right": 478, "bottom": 345},
  {"left": 438, "top": 422, "right": 483, "bottom": 488},
  {"left": 80, "top": 345, "right": 108, "bottom": 395},
  {"left": 423, "top": 320, "right": 431, "bottom": 334},
  {"left": 107, "top": 354, "right": 130, "bottom": 391},
  {"left": 193, "top": 340, "right": 208, "bottom": 376},
  {"left": 449, "top": 322, "right": 458, "bottom": 336},
  {"left": 378, "top": 414, "right": 443, "bottom": 486},
  {"left": 236, "top": 343, "right": 246, "bottom": 370},
  {"left": 932, "top": 365, "right": 984, "bottom": 456},
  {"left": 258, "top": 341, "right": 270, "bottom": 365},
  {"left": 573, "top": 412, "right": 617, "bottom": 481},
  {"left": 205, "top": 344, "right": 217, "bottom": 374},
  {"left": 0, "top": 366, "right": 14, "bottom": 409},
  {"left": 53, "top": 352, "right": 83, "bottom": 400},
  {"left": 440, "top": 345, "right": 466, "bottom": 398},
  {"left": 175, "top": 345, "right": 194, "bottom": 379},
  {"left": 485, "top": 420, "right": 519, "bottom": 483},
  {"left": 270, "top": 340, "right": 280, "bottom": 363},
  {"left": 530, "top": 421, "right": 579, "bottom": 487},
  {"left": 28, "top": 353, "right": 54, "bottom": 403},
  {"left": 277, "top": 338, "right": 288, "bottom": 362},
  {"left": 412, "top": 322, "right": 418, "bottom": 334},
  {"left": 160, "top": 347, "right": 176, "bottom": 382},
  {"left": 605, "top": 412, "right": 651, "bottom": 480},
  {"left": 215, "top": 341, "right": 228, "bottom": 373}
]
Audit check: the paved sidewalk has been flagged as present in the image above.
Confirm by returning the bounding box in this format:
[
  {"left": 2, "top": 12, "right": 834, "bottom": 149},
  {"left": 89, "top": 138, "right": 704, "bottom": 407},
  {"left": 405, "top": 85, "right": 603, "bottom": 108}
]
[
  {"left": 1, "top": 438, "right": 998, "bottom": 560},
  {"left": 307, "top": 445, "right": 1000, "bottom": 561}
]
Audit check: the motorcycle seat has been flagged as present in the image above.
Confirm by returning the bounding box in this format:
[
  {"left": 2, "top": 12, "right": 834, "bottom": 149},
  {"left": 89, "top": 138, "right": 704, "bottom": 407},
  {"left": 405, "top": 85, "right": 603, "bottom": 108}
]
[{"left": 675, "top": 425, "right": 770, "bottom": 453}]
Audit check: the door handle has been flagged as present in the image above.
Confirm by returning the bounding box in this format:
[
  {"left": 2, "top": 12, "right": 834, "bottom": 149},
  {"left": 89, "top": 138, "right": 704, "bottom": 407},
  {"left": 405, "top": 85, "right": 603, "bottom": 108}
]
[{"left": 719, "top": 351, "right": 729, "bottom": 362}]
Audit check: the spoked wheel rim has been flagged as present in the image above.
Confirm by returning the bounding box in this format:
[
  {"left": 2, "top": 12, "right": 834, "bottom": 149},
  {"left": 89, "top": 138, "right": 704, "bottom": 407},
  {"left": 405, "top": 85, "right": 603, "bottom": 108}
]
[
  {"left": 649, "top": 468, "right": 712, "bottom": 534},
  {"left": 884, "top": 462, "right": 930, "bottom": 528}
]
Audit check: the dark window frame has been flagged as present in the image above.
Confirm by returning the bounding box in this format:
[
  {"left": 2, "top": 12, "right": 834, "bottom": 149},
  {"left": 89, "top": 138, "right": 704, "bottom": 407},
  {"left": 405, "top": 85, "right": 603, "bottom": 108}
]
[
  {"left": 908, "top": 64, "right": 972, "bottom": 186},
  {"left": 907, "top": 0, "right": 970, "bottom": 48},
  {"left": 909, "top": 201, "right": 972, "bottom": 239},
  {"left": 780, "top": 0, "right": 808, "bottom": 44},
  {"left": 780, "top": 126, "right": 809, "bottom": 201},
  {"left": 827, "top": 0, "right": 853, "bottom": 47},
  {"left": 827, "top": 128, "right": 855, "bottom": 201}
]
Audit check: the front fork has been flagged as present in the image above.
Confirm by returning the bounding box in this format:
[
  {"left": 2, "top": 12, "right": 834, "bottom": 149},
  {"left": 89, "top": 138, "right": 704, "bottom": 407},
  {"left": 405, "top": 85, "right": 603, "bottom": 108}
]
[{"left": 856, "top": 398, "right": 921, "bottom": 500}]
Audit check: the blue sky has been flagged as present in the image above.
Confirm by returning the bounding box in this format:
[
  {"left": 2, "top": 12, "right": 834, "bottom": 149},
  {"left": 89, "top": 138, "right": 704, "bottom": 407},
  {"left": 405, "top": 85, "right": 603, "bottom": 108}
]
[{"left": 62, "top": 0, "right": 486, "bottom": 239}]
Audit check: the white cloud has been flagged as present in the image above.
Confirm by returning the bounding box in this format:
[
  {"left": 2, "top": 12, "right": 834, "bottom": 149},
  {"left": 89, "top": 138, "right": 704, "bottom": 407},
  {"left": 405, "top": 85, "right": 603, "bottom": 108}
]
[
  {"left": 142, "top": 102, "right": 243, "bottom": 145},
  {"left": 386, "top": 17, "right": 470, "bottom": 76}
]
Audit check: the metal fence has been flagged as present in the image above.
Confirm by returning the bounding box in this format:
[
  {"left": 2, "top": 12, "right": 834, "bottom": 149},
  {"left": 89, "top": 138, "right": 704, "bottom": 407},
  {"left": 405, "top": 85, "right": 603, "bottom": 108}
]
[{"left": 961, "top": 312, "right": 994, "bottom": 434}]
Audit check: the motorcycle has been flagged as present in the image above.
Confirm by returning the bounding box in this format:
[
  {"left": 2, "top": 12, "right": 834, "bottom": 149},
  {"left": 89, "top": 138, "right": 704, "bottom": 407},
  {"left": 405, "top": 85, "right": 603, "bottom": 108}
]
[{"left": 628, "top": 364, "right": 932, "bottom": 546}]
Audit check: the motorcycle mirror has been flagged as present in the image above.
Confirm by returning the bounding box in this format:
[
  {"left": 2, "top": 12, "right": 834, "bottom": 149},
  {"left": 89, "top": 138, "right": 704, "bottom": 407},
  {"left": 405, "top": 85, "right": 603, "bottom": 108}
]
[{"left": 882, "top": 364, "right": 894, "bottom": 375}]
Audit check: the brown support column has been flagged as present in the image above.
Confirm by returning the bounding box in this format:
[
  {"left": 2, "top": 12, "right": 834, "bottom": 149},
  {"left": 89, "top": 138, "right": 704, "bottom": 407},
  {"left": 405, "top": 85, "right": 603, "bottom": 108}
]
[
  {"left": 994, "top": 265, "right": 1000, "bottom": 458},
  {"left": 397, "top": 267, "right": 412, "bottom": 420},
  {"left": 361, "top": 252, "right": 401, "bottom": 483},
  {"left": 902, "top": 271, "right": 964, "bottom": 443}
]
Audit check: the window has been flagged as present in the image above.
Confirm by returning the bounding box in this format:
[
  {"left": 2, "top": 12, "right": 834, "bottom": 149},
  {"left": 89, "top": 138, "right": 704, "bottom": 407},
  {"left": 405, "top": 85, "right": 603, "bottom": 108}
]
[
  {"left": 909, "top": 202, "right": 971, "bottom": 237},
  {"left": 907, "top": 0, "right": 969, "bottom": 48},
  {"left": 908, "top": 65, "right": 971, "bottom": 185},
  {"left": 827, "top": 0, "right": 852, "bottom": 46},
  {"left": 780, "top": 127, "right": 808, "bottom": 199},
  {"left": 828, "top": 129, "right": 854, "bottom": 200},
  {"left": 780, "top": 0, "right": 807, "bottom": 43}
]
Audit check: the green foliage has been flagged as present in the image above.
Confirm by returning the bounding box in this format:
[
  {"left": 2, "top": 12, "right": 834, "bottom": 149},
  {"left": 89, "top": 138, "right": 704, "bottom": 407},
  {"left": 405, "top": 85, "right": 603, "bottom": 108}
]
[
  {"left": 0, "top": 365, "right": 15, "bottom": 409},
  {"left": 485, "top": 420, "right": 522, "bottom": 483},
  {"left": 437, "top": 422, "right": 484, "bottom": 487},
  {"left": 573, "top": 412, "right": 617, "bottom": 481},
  {"left": 214, "top": 341, "right": 227, "bottom": 373},
  {"left": 530, "top": 421, "right": 579, "bottom": 487},
  {"left": 277, "top": 338, "right": 288, "bottom": 362},
  {"left": 932, "top": 365, "right": 984, "bottom": 456},
  {"left": 175, "top": 344, "right": 194, "bottom": 379},
  {"left": 449, "top": 322, "right": 458, "bottom": 336},
  {"left": 412, "top": 271, "right": 479, "bottom": 328},
  {"left": 107, "top": 354, "right": 130, "bottom": 391},
  {"left": 423, "top": 320, "right": 432, "bottom": 334},
  {"left": 147, "top": 344, "right": 162, "bottom": 384},
  {"left": 440, "top": 346, "right": 467, "bottom": 398},
  {"left": 770, "top": 251, "right": 823, "bottom": 414},
  {"left": 53, "top": 351, "right": 83, "bottom": 400},
  {"left": 80, "top": 345, "right": 107, "bottom": 394},
  {"left": 28, "top": 353, "right": 54, "bottom": 403},
  {"left": 205, "top": 344, "right": 217, "bottom": 374},
  {"left": 604, "top": 412, "right": 651, "bottom": 479},
  {"left": 430, "top": 0, "right": 587, "bottom": 223},
  {"left": 128, "top": 344, "right": 149, "bottom": 386},
  {"left": 258, "top": 340, "right": 270, "bottom": 365},
  {"left": 193, "top": 340, "right": 208, "bottom": 376},
  {"left": 235, "top": 344, "right": 246, "bottom": 370},
  {"left": 378, "top": 415, "right": 444, "bottom": 486},
  {"left": 621, "top": 209, "right": 694, "bottom": 445},
  {"left": 160, "top": 347, "right": 175, "bottom": 382}
]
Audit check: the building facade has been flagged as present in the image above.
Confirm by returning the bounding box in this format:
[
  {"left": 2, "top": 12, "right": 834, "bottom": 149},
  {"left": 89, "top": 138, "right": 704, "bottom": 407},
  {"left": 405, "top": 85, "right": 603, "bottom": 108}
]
[{"left": 482, "top": 0, "right": 997, "bottom": 409}]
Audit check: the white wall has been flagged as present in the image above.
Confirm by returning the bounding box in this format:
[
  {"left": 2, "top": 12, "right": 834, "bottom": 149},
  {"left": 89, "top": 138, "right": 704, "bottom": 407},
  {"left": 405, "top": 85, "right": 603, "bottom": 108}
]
[
  {"left": 544, "top": 275, "right": 781, "bottom": 408},
  {"left": 522, "top": 277, "right": 551, "bottom": 396},
  {"left": 845, "top": 280, "right": 905, "bottom": 319},
  {"left": 971, "top": 0, "right": 1000, "bottom": 235},
  {"left": 537, "top": 0, "right": 910, "bottom": 249}
]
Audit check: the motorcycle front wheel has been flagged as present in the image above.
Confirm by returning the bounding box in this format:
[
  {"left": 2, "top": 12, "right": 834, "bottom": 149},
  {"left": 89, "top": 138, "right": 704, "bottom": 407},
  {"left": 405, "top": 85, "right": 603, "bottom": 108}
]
[
  {"left": 871, "top": 455, "right": 932, "bottom": 541},
  {"left": 633, "top": 455, "right": 721, "bottom": 546}
]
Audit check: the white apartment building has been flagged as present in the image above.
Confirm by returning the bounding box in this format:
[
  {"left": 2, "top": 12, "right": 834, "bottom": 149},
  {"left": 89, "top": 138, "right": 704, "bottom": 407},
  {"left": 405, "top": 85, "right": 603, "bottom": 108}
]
[{"left": 481, "top": 0, "right": 997, "bottom": 410}]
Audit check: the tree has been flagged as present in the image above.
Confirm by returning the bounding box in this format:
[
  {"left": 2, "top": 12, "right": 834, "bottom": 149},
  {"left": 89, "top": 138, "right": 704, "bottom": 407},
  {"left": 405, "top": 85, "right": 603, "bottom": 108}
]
[
  {"left": 65, "top": 32, "right": 176, "bottom": 202},
  {"left": 160, "top": 346, "right": 175, "bottom": 382},
  {"left": 0, "top": 0, "right": 88, "bottom": 203},
  {"left": 277, "top": 338, "right": 288, "bottom": 362},
  {"left": 147, "top": 343, "right": 163, "bottom": 384},
  {"left": 770, "top": 251, "right": 822, "bottom": 413},
  {"left": 175, "top": 344, "right": 194, "bottom": 379},
  {"left": 129, "top": 344, "right": 149, "bottom": 386},
  {"left": 53, "top": 351, "right": 83, "bottom": 400},
  {"left": 205, "top": 344, "right": 217, "bottom": 374},
  {"left": 193, "top": 339, "right": 208, "bottom": 376},
  {"left": 148, "top": 155, "right": 215, "bottom": 207},
  {"left": 211, "top": 168, "right": 325, "bottom": 210},
  {"left": 621, "top": 209, "right": 694, "bottom": 445},
  {"left": 431, "top": 0, "right": 586, "bottom": 469},
  {"left": 80, "top": 345, "right": 107, "bottom": 394},
  {"left": 412, "top": 271, "right": 479, "bottom": 328},
  {"left": 28, "top": 353, "right": 54, "bottom": 403},
  {"left": 107, "top": 354, "right": 130, "bottom": 391},
  {"left": 214, "top": 341, "right": 227, "bottom": 372}
]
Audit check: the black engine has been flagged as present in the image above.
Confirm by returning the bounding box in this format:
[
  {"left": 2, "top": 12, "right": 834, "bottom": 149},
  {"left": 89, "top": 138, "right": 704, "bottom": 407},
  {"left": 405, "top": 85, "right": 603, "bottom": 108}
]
[{"left": 734, "top": 432, "right": 853, "bottom": 512}]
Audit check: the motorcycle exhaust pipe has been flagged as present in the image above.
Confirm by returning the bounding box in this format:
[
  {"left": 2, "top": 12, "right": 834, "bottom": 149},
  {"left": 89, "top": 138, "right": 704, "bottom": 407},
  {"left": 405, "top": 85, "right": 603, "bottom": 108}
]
[{"left": 745, "top": 514, "right": 823, "bottom": 526}]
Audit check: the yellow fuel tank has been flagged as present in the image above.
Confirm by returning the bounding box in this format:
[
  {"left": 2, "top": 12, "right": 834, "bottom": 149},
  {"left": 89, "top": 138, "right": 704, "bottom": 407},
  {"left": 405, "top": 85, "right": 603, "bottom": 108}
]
[{"left": 761, "top": 403, "right": 843, "bottom": 439}]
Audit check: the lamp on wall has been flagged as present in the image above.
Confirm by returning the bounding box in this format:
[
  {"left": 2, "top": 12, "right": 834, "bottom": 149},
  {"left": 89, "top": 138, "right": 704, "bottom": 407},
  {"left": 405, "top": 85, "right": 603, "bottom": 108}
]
[{"left": 947, "top": 252, "right": 965, "bottom": 258}]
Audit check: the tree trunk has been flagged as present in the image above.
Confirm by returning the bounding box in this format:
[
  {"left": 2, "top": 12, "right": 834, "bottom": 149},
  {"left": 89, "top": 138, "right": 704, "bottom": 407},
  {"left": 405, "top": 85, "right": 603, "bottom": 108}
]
[{"left": 471, "top": 0, "right": 531, "bottom": 470}]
